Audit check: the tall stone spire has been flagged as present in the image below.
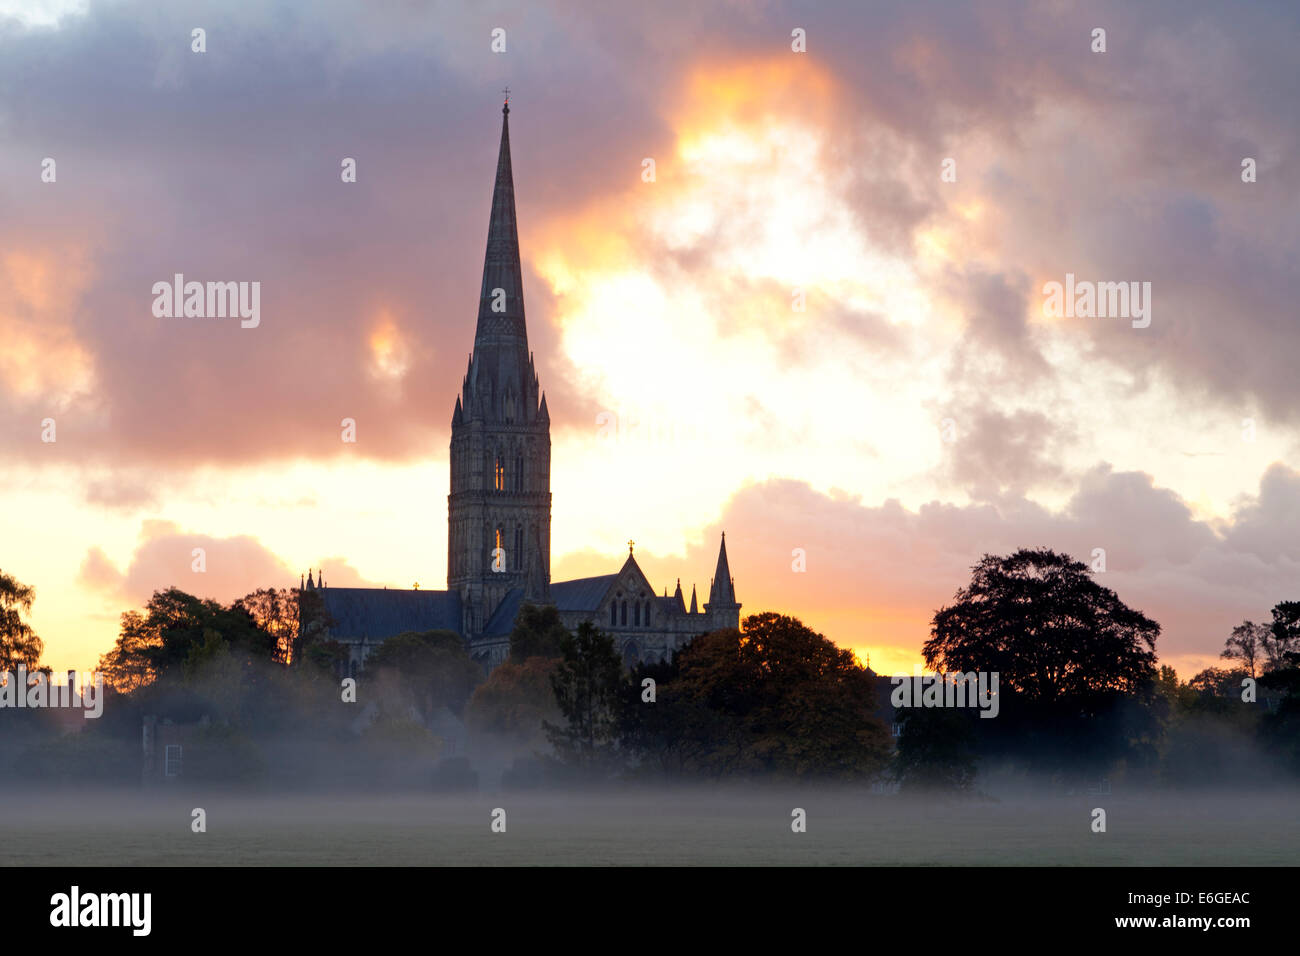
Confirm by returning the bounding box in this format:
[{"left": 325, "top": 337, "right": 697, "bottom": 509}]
[
  {"left": 459, "top": 98, "right": 542, "bottom": 427},
  {"left": 708, "top": 532, "right": 735, "bottom": 604},
  {"left": 448, "top": 98, "right": 552, "bottom": 654},
  {"left": 704, "top": 532, "right": 740, "bottom": 626},
  {"left": 474, "top": 100, "right": 528, "bottom": 352}
]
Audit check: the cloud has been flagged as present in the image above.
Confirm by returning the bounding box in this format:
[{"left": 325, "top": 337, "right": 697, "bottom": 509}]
[
  {"left": 5, "top": 0, "right": 1299, "bottom": 677},
  {"left": 78, "top": 520, "right": 378, "bottom": 606},
  {"left": 83, "top": 474, "right": 160, "bottom": 511},
  {"left": 687, "top": 462, "right": 1300, "bottom": 677},
  {"left": 76, "top": 546, "right": 123, "bottom": 592},
  {"left": 1, "top": 0, "right": 1294, "bottom": 478},
  {"left": 942, "top": 406, "right": 1076, "bottom": 499}
]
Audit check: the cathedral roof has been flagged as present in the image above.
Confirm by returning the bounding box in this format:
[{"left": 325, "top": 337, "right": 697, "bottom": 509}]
[
  {"left": 550, "top": 574, "right": 619, "bottom": 612},
  {"left": 481, "top": 587, "right": 526, "bottom": 639},
  {"left": 316, "top": 588, "right": 462, "bottom": 642}
]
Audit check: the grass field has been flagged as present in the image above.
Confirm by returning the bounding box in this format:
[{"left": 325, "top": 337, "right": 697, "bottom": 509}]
[{"left": 2, "top": 786, "right": 1295, "bottom": 865}]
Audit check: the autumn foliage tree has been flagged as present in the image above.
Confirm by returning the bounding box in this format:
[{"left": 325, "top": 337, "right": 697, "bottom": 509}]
[
  {"left": 465, "top": 656, "right": 562, "bottom": 748},
  {"left": 620, "top": 613, "right": 891, "bottom": 780},
  {"left": 234, "top": 588, "right": 300, "bottom": 664},
  {"left": 0, "top": 570, "right": 45, "bottom": 674},
  {"left": 97, "top": 587, "right": 279, "bottom": 693}
]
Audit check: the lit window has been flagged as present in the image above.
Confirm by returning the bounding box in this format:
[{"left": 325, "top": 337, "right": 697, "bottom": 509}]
[{"left": 495, "top": 458, "right": 505, "bottom": 491}]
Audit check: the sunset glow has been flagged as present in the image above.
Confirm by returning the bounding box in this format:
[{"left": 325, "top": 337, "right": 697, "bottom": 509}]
[{"left": 2, "top": 5, "right": 1297, "bottom": 694}]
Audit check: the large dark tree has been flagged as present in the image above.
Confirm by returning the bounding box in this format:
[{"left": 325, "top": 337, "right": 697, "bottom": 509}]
[
  {"left": 926, "top": 548, "right": 1159, "bottom": 703},
  {"left": 620, "top": 613, "right": 891, "bottom": 780},
  {"left": 0, "top": 570, "right": 44, "bottom": 674},
  {"left": 924, "top": 548, "right": 1161, "bottom": 779},
  {"left": 508, "top": 603, "right": 569, "bottom": 662},
  {"left": 544, "top": 621, "right": 624, "bottom": 773},
  {"left": 617, "top": 652, "right": 739, "bottom": 776},
  {"left": 1258, "top": 600, "right": 1300, "bottom": 773},
  {"left": 892, "top": 707, "right": 978, "bottom": 792},
  {"left": 1266, "top": 601, "right": 1300, "bottom": 670},
  {"left": 96, "top": 587, "right": 278, "bottom": 693}
]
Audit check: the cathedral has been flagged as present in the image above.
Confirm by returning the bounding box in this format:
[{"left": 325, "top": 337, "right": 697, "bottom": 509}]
[{"left": 303, "top": 100, "right": 740, "bottom": 674}]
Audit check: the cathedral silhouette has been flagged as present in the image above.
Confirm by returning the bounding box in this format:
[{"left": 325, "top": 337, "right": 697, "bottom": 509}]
[{"left": 303, "top": 101, "right": 739, "bottom": 673}]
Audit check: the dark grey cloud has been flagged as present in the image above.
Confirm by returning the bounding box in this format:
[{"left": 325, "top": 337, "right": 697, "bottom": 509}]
[{"left": 0, "top": 0, "right": 1295, "bottom": 474}]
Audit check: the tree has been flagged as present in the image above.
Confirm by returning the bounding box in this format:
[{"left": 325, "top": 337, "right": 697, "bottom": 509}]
[
  {"left": 1188, "top": 666, "right": 1250, "bottom": 699},
  {"left": 465, "top": 656, "right": 562, "bottom": 748},
  {"left": 925, "top": 549, "right": 1160, "bottom": 705},
  {"left": 1266, "top": 601, "right": 1300, "bottom": 671},
  {"left": 892, "top": 707, "right": 978, "bottom": 792},
  {"left": 1155, "top": 664, "right": 1192, "bottom": 705},
  {"left": 1221, "top": 621, "right": 1269, "bottom": 678},
  {"left": 97, "top": 611, "right": 159, "bottom": 693},
  {"left": 294, "top": 587, "right": 334, "bottom": 665},
  {"left": 1256, "top": 601, "right": 1300, "bottom": 774},
  {"left": 619, "top": 614, "right": 891, "bottom": 780},
  {"left": 924, "top": 548, "right": 1161, "bottom": 779},
  {"left": 300, "top": 637, "right": 349, "bottom": 678},
  {"left": 508, "top": 603, "right": 569, "bottom": 662},
  {"left": 362, "top": 629, "right": 483, "bottom": 718},
  {"left": 96, "top": 587, "right": 279, "bottom": 694},
  {"left": 0, "top": 570, "right": 44, "bottom": 673},
  {"left": 544, "top": 621, "right": 624, "bottom": 773},
  {"left": 617, "top": 652, "right": 738, "bottom": 776},
  {"left": 234, "top": 587, "right": 300, "bottom": 665}
]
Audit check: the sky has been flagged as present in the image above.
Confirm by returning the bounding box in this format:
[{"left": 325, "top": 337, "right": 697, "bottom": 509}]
[{"left": 1, "top": 0, "right": 1298, "bottom": 678}]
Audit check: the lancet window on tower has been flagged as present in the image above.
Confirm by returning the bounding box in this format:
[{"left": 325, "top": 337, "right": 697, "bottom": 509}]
[{"left": 495, "top": 457, "right": 505, "bottom": 491}]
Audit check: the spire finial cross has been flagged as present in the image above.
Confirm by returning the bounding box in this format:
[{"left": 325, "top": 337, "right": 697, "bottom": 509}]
[
  {"left": 628, "top": 539, "right": 635, "bottom": 555},
  {"left": 502, "top": 85, "right": 510, "bottom": 103}
]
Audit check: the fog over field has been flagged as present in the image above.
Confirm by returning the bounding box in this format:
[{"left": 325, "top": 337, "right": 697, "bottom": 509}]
[{"left": 3, "top": 784, "right": 1296, "bottom": 866}]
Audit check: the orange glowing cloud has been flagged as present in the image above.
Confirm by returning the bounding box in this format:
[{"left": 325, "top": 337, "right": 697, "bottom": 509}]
[
  {"left": 367, "top": 309, "right": 411, "bottom": 381},
  {"left": 0, "top": 244, "right": 97, "bottom": 399}
]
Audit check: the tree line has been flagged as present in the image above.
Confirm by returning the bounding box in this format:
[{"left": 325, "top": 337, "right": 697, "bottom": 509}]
[{"left": 2, "top": 547, "right": 1298, "bottom": 790}]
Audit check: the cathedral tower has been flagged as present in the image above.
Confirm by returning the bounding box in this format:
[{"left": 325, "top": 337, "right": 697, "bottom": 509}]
[{"left": 448, "top": 100, "right": 552, "bottom": 640}]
